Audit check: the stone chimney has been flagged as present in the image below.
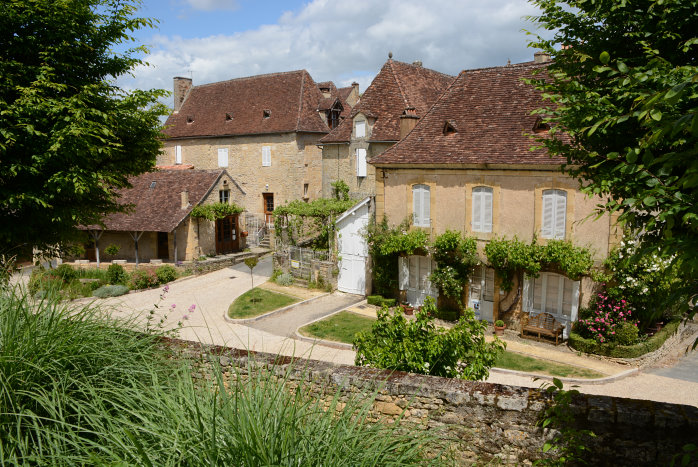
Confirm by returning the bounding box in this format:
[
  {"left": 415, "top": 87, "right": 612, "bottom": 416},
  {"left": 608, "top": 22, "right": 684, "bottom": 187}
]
[
  {"left": 180, "top": 191, "right": 189, "bottom": 209},
  {"left": 173, "top": 76, "right": 193, "bottom": 113},
  {"left": 534, "top": 51, "right": 551, "bottom": 63},
  {"left": 399, "top": 107, "right": 419, "bottom": 140}
]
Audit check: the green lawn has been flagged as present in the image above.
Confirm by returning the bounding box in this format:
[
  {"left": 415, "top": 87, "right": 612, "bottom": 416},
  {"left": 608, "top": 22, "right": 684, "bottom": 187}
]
[
  {"left": 495, "top": 351, "right": 603, "bottom": 379},
  {"left": 299, "top": 311, "right": 375, "bottom": 344},
  {"left": 228, "top": 288, "right": 300, "bottom": 319}
]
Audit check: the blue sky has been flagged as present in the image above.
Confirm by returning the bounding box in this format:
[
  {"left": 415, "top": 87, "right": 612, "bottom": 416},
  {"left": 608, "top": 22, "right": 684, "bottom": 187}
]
[{"left": 120, "top": 0, "right": 548, "bottom": 106}]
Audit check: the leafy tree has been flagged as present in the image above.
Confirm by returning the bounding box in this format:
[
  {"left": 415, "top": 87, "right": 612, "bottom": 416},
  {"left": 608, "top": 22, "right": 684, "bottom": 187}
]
[
  {"left": 528, "top": 0, "right": 698, "bottom": 316},
  {"left": 0, "top": 0, "right": 168, "bottom": 258},
  {"left": 244, "top": 256, "right": 259, "bottom": 289}
]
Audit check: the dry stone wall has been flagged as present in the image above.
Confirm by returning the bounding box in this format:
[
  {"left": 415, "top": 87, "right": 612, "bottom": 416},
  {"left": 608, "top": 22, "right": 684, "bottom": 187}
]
[{"left": 170, "top": 339, "right": 698, "bottom": 466}]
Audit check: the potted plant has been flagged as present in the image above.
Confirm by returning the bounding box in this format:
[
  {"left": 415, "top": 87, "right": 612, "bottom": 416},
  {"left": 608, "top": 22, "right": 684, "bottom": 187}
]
[
  {"left": 401, "top": 302, "right": 414, "bottom": 316},
  {"left": 241, "top": 230, "right": 249, "bottom": 237},
  {"left": 494, "top": 319, "right": 506, "bottom": 336}
]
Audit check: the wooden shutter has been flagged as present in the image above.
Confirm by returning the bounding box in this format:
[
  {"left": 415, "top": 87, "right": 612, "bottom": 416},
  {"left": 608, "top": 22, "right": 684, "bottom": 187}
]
[
  {"left": 408, "top": 256, "right": 418, "bottom": 288},
  {"left": 175, "top": 145, "right": 182, "bottom": 164},
  {"left": 413, "top": 185, "right": 422, "bottom": 226},
  {"left": 553, "top": 190, "right": 567, "bottom": 239},
  {"left": 356, "top": 148, "right": 367, "bottom": 177},
  {"left": 355, "top": 120, "right": 366, "bottom": 138},
  {"left": 262, "top": 146, "right": 271, "bottom": 166},
  {"left": 217, "top": 148, "right": 228, "bottom": 167},
  {"left": 472, "top": 189, "right": 482, "bottom": 231},
  {"left": 483, "top": 188, "right": 493, "bottom": 232},
  {"left": 422, "top": 186, "right": 430, "bottom": 227},
  {"left": 541, "top": 191, "right": 554, "bottom": 238},
  {"left": 398, "top": 256, "right": 409, "bottom": 290}
]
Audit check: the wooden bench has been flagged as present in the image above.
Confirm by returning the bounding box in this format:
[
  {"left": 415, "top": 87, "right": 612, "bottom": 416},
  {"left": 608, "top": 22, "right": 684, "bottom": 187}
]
[{"left": 520, "top": 312, "right": 565, "bottom": 345}]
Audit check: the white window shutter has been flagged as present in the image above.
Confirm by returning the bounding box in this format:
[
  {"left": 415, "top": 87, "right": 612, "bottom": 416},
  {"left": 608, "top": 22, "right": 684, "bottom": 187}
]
[
  {"left": 398, "top": 256, "right": 409, "bottom": 290},
  {"left": 472, "top": 189, "right": 482, "bottom": 231},
  {"left": 217, "top": 148, "right": 228, "bottom": 167},
  {"left": 175, "top": 145, "right": 182, "bottom": 164},
  {"left": 355, "top": 120, "right": 366, "bottom": 138},
  {"left": 413, "top": 186, "right": 422, "bottom": 225},
  {"left": 483, "top": 189, "right": 493, "bottom": 232},
  {"left": 541, "top": 191, "right": 554, "bottom": 238},
  {"left": 554, "top": 191, "right": 567, "bottom": 239},
  {"left": 522, "top": 276, "right": 531, "bottom": 312},
  {"left": 356, "top": 148, "right": 367, "bottom": 177},
  {"left": 262, "top": 146, "right": 271, "bottom": 166},
  {"left": 422, "top": 186, "right": 430, "bottom": 226},
  {"left": 408, "top": 256, "right": 418, "bottom": 288},
  {"left": 570, "top": 280, "right": 580, "bottom": 321}
]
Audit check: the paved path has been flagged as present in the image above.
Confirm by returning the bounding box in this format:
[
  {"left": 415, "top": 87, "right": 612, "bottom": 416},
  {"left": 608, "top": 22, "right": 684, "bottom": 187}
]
[
  {"left": 247, "top": 292, "right": 363, "bottom": 336},
  {"left": 648, "top": 347, "right": 698, "bottom": 383}
]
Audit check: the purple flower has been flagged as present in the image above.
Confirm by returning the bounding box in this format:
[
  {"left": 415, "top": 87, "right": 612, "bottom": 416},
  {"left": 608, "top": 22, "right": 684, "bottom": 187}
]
[
  {"left": 171, "top": 304, "right": 176, "bottom": 309},
  {"left": 188, "top": 304, "right": 196, "bottom": 313},
  {"left": 182, "top": 314, "right": 189, "bottom": 320},
  {"left": 163, "top": 285, "right": 169, "bottom": 293}
]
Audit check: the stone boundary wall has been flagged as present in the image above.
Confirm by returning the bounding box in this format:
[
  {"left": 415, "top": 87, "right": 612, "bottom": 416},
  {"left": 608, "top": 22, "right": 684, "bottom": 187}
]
[
  {"left": 185, "top": 251, "right": 261, "bottom": 275},
  {"left": 166, "top": 338, "right": 698, "bottom": 466}
]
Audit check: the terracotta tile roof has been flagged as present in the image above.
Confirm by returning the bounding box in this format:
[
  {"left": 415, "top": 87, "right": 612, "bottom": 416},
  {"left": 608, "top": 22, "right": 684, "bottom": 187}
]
[
  {"left": 320, "top": 60, "right": 454, "bottom": 144},
  {"left": 370, "top": 61, "right": 565, "bottom": 166},
  {"left": 163, "top": 70, "right": 330, "bottom": 139},
  {"left": 316, "top": 81, "right": 353, "bottom": 121},
  {"left": 155, "top": 164, "right": 195, "bottom": 170},
  {"left": 82, "top": 169, "right": 225, "bottom": 232},
  {"left": 337, "top": 86, "right": 354, "bottom": 102}
]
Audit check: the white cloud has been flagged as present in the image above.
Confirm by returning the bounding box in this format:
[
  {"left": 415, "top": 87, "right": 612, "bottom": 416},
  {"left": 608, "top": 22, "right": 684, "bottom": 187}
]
[{"left": 120, "top": 0, "right": 547, "bottom": 106}]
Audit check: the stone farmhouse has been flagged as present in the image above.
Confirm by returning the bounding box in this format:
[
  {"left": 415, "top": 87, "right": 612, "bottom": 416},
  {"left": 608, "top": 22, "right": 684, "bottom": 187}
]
[
  {"left": 318, "top": 57, "right": 454, "bottom": 200},
  {"left": 370, "top": 56, "right": 621, "bottom": 335},
  {"left": 160, "top": 70, "right": 357, "bottom": 228},
  {"left": 81, "top": 169, "right": 245, "bottom": 263}
]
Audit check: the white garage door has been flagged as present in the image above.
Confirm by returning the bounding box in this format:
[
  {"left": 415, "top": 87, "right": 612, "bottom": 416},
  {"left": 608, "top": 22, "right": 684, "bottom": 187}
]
[{"left": 337, "top": 200, "right": 369, "bottom": 295}]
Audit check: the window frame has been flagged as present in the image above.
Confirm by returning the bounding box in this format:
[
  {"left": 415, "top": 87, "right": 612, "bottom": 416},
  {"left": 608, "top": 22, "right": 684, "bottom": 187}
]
[
  {"left": 412, "top": 184, "right": 431, "bottom": 227},
  {"left": 219, "top": 189, "right": 230, "bottom": 204},
  {"left": 217, "top": 148, "right": 229, "bottom": 168},
  {"left": 262, "top": 146, "right": 271, "bottom": 167},
  {"left": 541, "top": 189, "right": 567, "bottom": 239},
  {"left": 175, "top": 145, "right": 182, "bottom": 164},
  {"left": 355, "top": 120, "right": 366, "bottom": 138},
  {"left": 471, "top": 186, "right": 493, "bottom": 233},
  {"left": 356, "top": 148, "right": 367, "bottom": 177}
]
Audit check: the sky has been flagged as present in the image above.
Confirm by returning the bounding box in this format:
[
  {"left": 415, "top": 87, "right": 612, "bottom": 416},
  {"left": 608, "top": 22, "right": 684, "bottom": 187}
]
[{"left": 120, "top": 0, "right": 550, "bottom": 104}]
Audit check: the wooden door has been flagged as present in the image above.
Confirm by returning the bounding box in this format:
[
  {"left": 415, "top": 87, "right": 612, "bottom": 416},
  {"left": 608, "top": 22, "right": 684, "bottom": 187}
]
[
  {"left": 157, "top": 232, "right": 169, "bottom": 259},
  {"left": 263, "top": 193, "right": 274, "bottom": 228},
  {"left": 215, "top": 214, "right": 239, "bottom": 254}
]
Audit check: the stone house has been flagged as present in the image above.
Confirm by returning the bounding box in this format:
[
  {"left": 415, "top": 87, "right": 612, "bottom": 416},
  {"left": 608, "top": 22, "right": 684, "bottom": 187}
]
[
  {"left": 318, "top": 58, "right": 454, "bottom": 200},
  {"left": 160, "top": 70, "right": 356, "bottom": 228},
  {"left": 81, "top": 168, "right": 245, "bottom": 263},
  {"left": 370, "top": 57, "right": 621, "bottom": 334}
]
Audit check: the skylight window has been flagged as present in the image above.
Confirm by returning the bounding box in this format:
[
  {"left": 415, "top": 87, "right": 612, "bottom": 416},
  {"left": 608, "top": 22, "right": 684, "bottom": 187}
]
[
  {"left": 186, "top": 115, "right": 194, "bottom": 124},
  {"left": 443, "top": 120, "right": 457, "bottom": 135},
  {"left": 263, "top": 109, "right": 271, "bottom": 119},
  {"left": 225, "top": 112, "right": 233, "bottom": 121},
  {"left": 149, "top": 181, "right": 156, "bottom": 189},
  {"left": 533, "top": 117, "right": 550, "bottom": 133}
]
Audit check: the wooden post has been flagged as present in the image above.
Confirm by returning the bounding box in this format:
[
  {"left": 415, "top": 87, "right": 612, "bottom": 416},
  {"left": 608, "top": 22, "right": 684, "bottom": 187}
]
[{"left": 129, "top": 231, "right": 144, "bottom": 265}]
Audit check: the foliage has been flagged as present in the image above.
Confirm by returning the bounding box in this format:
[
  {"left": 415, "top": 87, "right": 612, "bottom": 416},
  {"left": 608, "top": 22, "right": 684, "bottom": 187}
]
[
  {"left": 367, "top": 295, "right": 397, "bottom": 308},
  {"left": 129, "top": 268, "right": 159, "bottom": 290},
  {"left": 276, "top": 272, "right": 294, "bottom": 287},
  {"left": 105, "top": 244, "right": 121, "bottom": 258},
  {"left": 495, "top": 320, "right": 505, "bottom": 327},
  {"left": 244, "top": 256, "right": 259, "bottom": 288},
  {"left": 671, "top": 444, "right": 697, "bottom": 467},
  {"left": 568, "top": 320, "right": 680, "bottom": 358},
  {"left": 107, "top": 263, "right": 128, "bottom": 285},
  {"left": 155, "top": 264, "right": 178, "bottom": 284},
  {"left": 92, "top": 284, "right": 130, "bottom": 298},
  {"left": 354, "top": 297, "right": 505, "bottom": 380},
  {"left": 576, "top": 291, "right": 637, "bottom": 344},
  {"left": 52, "top": 264, "right": 78, "bottom": 283},
  {"left": 0, "top": 0, "right": 168, "bottom": 255},
  {"left": 614, "top": 321, "right": 640, "bottom": 346},
  {"left": 274, "top": 198, "right": 355, "bottom": 249},
  {"left": 331, "top": 179, "right": 350, "bottom": 201},
  {"left": 228, "top": 287, "right": 299, "bottom": 319},
  {"left": 536, "top": 378, "right": 596, "bottom": 466},
  {"left": 0, "top": 287, "right": 438, "bottom": 465},
  {"left": 528, "top": 0, "right": 698, "bottom": 319},
  {"left": 189, "top": 202, "right": 243, "bottom": 221},
  {"left": 429, "top": 230, "right": 478, "bottom": 299},
  {"left": 485, "top": 237, "right": 593, "bottom": 291}
]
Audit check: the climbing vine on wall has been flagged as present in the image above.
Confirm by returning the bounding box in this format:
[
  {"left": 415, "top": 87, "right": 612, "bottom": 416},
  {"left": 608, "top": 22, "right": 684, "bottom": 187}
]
[
  {"left": 429, "top": 230, "right": 479, "bottom": 299},
  {"left": 273, "top": 198, "right": 355, "bottom": 249},
  {"left": 189, "top": 202, "right": 243, "bottom": 221}
]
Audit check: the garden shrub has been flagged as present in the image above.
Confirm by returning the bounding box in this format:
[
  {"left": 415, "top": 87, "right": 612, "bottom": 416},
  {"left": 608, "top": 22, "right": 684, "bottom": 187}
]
[
  {"left": 575, "top": 291, "right": 637, "bottom": 343},
  {"left": 92, "top": 284, "right": 129, "bottom": 298},
  {"left": 270, "top": 268, "right": 282, "bottom": 283},
  {"left": 367, "top": 295, "right": 384, "bottom": 306},
  {"left": 382, "top": 298, "right": 397, "bottom": 307},
  {"left": 155, "top": 264, "right": 178, "bottom": 284},
  {"left": 569, "top": 320, "right": 680, "bottom": 358},
  {"left": 276, "top": 272, "right": 293, "bottom": 286},
  {"left": 129, "top": 268, "right": 159, "bottom": 290},
  {"left": 52, "top": 263, "right": 78, "bottom": 282},
  {"left": 107, "top": 263, "right": 128, "bottom": 285},
  {"left": 614, "top": 321, "right": 640, "bottom": 346},
  {"left": 354, "top": 297, "right": 505, "bottom": 380},
  {"left": 429, "top": 230, "right": 478, "bottom": 299}
]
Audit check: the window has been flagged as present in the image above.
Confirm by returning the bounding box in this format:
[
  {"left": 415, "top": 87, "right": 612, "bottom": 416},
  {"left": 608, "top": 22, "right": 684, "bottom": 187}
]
[
  {"left": 541, "top": 189, "right": 567, "bottom": 239},
  {"left": 526, "top": 272, "right": 580, "bottom": 321},
  {"left": 175, "top": 145, "right": 182, "bottom": 164},
  {"left": 327, "top": 109, "right": 341, "bottom": 129},
  {"left": 472, "top": 186, "right": 493, "bottom": 233},
  {"left": 262, "top": 146, "right": 271, "bottom": 167},
  {"left": 355, "top": 120, "right": 366, "bottom": 138},
  {"left": 399, "top": 255, "right": 437, "bottom": 307},
  {"left": 225, "top": 112, "right": 233, "bottom": 121},
  {"left": 263, "top": 109, "right": 271, "bottom": 119},
  {"left": 356, "top": 148, "right": 367, "bottom": 177},
  {"left": 219, "top": 189, "right": 230, "bottom": 204},
  {"left": 303, "top": 183, "right": 309, "bottom": 198},
  {"left": 217, "top": 148, "right": 228, "bottom": 167},
  {"left": 412, "top": 184, "right": 430, "bottom": 227}
]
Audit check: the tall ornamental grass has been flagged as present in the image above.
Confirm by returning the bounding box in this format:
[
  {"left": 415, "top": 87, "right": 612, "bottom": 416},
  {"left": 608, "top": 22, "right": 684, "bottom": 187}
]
[{"left": 0, "top": 287, "right": 442, "bottom": 465}]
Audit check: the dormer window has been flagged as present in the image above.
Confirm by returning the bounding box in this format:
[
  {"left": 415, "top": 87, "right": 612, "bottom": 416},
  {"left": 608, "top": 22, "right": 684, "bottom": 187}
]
[
  {"left": 533, "top": 117, "right": 550, "bottom": 133},
  {"left": 149, "top": 181, "right": 156, "bottom": 189},
  {"left": 225, "top": 112, "right": 233, "bottom": 121},
  {"left": 263, "top": 109, "right": 271, "bottom": 119},
  {"left": 355, "top": 120, "right": 366, "bottom": 138},
  {"left": 186, "top": 115, "right": 194, "bottom": 124},
  {"left": 327, "top": 109, "right": 341, "bottom": 129},
  {"left": 443, "top": 120, "right": 457, "bottom": 135}
]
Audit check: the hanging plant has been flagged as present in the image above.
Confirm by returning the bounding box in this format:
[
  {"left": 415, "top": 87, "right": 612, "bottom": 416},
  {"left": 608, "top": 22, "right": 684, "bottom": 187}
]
[{"left": 189, "top": 202, "right": 243, "bottom": 221}]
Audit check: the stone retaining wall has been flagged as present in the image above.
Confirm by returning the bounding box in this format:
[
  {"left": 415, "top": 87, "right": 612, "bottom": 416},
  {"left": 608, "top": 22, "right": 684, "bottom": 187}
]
[{"left": 168, "top": 339, "right": 698, "bottom": 466}]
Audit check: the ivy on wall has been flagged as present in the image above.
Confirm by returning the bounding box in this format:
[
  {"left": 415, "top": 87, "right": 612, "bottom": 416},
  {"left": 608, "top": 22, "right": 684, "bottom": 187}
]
[
  {"left": 273, "top": 198, "right": 356, "bottom": 249},
  {"left": 189, "top": 202, "right": 243, "bottom": 221},
  {"left": 429, "top": 230, "right": 479, "bottom": 298}
]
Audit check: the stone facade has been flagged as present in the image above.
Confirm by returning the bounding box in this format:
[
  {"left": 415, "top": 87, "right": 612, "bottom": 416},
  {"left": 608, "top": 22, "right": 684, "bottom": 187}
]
[
  {"left": 161, "top": 132, "right": 323, "bottom": 218},
  {"left": 174, "top": 340, "right": 698, "bottom": 466}
]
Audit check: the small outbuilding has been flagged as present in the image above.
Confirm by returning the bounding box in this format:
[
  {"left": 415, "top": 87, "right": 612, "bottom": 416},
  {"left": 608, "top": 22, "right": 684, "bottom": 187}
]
[{"left": 335, "top": 197, "right": 372, "bottom": 295}]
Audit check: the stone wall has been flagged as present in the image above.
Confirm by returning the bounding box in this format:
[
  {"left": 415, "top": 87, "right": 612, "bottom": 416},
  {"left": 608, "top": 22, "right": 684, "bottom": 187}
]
[{"left": 172, "top": 339, "right": 698, "bottom": 466}]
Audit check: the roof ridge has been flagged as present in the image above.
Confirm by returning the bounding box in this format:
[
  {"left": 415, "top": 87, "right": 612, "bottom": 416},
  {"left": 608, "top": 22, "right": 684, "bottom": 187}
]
[
  {"left": 190, "top": 69, "right": 307, "bottom": 90},
  {"left": 390, "top": 59, "right": 455, "bottom": 80},
  {"left": 461, "top": 60, "right": 546, "bottom": 74},
  {"left": 388, "top": 59, "right": 410, "bottom": 108},
  {"left": 296, "top": 70, "right": 306, "bottom": 131}
]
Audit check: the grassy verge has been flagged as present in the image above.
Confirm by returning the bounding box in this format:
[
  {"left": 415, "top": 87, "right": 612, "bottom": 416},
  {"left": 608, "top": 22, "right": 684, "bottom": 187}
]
[
  {"left": 0, "top": 286, "right": 441, "bottom": 465},
  {"left": 228, "top": 287, "right": 299, "bottom": 319},
  {"left": 299, "top": 311, "right": 376, "bottom": 344},
  {"left": 494, "top": 351, "right": 604, "bottom": 379}
]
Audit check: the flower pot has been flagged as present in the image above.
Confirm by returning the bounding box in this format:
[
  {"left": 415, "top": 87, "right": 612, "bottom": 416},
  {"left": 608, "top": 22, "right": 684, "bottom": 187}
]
[
  {"left": 494, "top": 325, "right": 506, "bottom": 336},
  {"left": 241, "top": 231, "right": 249, "bottom": 237},
  {"left": 401, "top": 304, "right": 414, "bottom": 316}
]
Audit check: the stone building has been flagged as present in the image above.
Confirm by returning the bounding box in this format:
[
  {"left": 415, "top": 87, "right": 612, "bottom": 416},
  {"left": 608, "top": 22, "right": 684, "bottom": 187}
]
[
  {"left": 160, "top": 70, "right": 355, "bottom": 227},
  {"left": 370, "top": 58, "right": 621, "bottom": 333},
  {"left": 318, "top": 58, "right": 454, "bottom": 199},
  {"left": 81, "top": 168, "right": 245, "bottom": 263}
]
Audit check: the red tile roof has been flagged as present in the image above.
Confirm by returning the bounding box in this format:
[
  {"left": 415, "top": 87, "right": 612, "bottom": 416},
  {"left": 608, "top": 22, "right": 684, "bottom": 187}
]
[
  {"left": 320, "top": 60, "right": 454, "bottom": 144},
  {"left": 370, "top": 61, "right": 565, "bottom": 166},
  {"left": 82, "top": 169, "right": 226, "bottom": 232},
  {"left": 163, "top": 70, "right": 331, "bottom": 139}
]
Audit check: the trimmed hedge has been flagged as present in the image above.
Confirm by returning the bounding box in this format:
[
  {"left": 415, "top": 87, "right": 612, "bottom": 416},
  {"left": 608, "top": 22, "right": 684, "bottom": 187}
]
[
  {"left": 367, "top": 295, "right": 397, "bottom": 308},
  {"left": 568, "top": 320, "right": 680, "bottom": 358}
]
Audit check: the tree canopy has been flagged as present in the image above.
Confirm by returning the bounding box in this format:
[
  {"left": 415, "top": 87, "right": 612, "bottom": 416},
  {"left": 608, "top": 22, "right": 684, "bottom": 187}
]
[
  {"left": 528, "top": 0, "right": 698, "bottom": 314},
  {"left": 0, "top": 0, "right": 168, "bottom": 257}
]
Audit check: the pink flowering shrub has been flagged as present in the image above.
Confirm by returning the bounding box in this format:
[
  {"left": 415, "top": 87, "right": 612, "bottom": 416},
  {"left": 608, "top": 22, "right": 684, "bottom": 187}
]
[
  {"left": 576, "top": 291, "right": 638, "bottom": 344},
  {"left": 130, "top": 269, "right": 159, "bottom": 290}
]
